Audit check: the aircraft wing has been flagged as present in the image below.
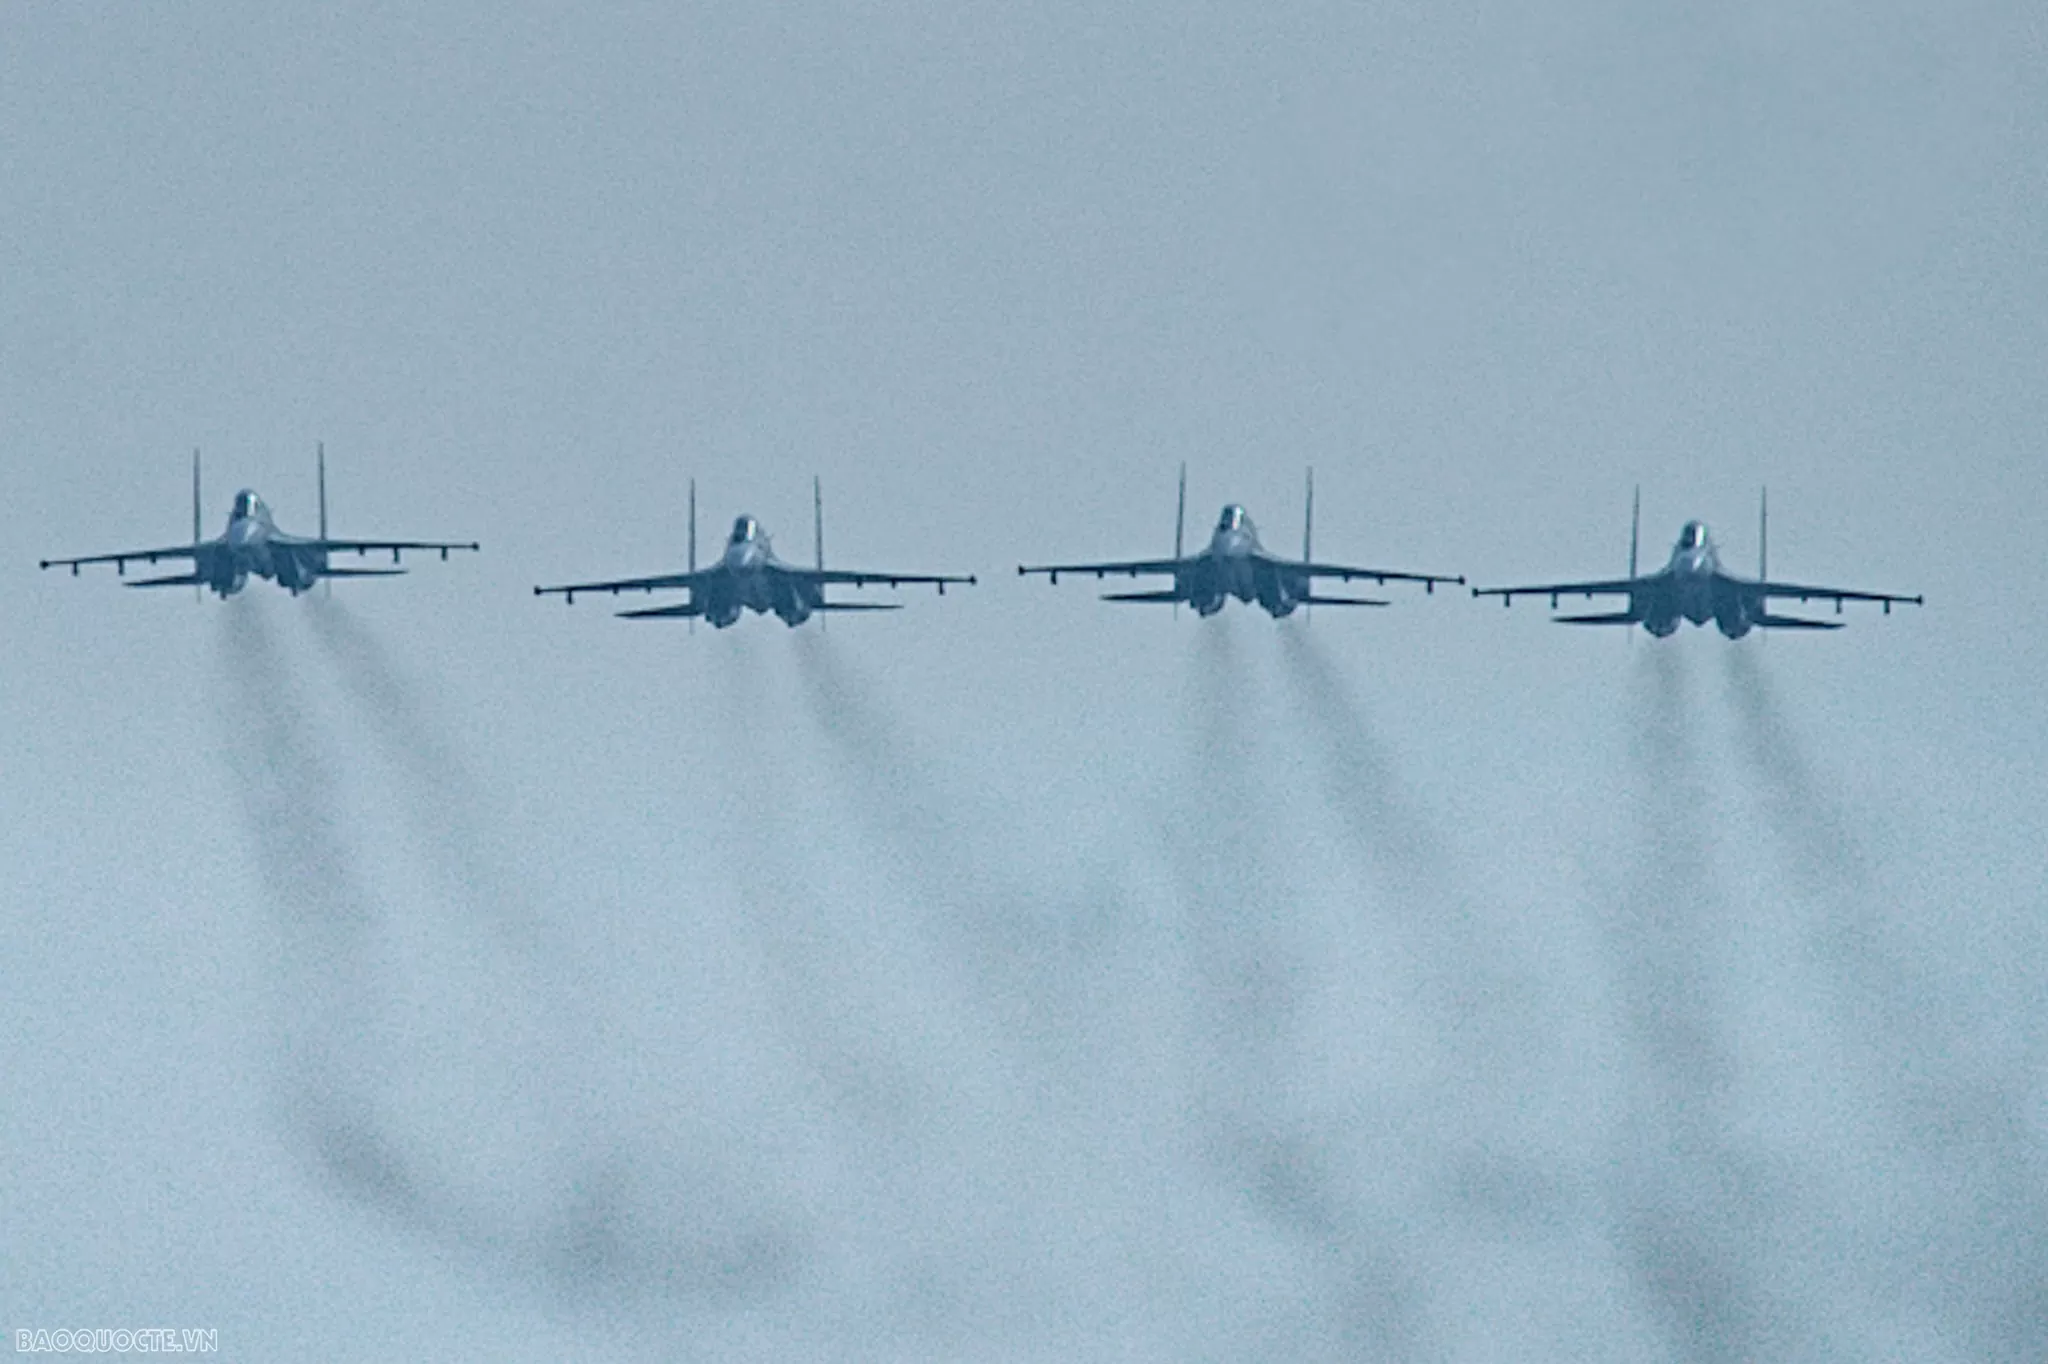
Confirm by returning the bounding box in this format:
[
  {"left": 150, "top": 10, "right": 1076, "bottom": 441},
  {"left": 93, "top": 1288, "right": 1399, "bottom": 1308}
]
[
  {"left": 39, "top": 543, "right": 203, "bottom": 575},
  {"left": 1017, "top": 556, "right": 1188, "bottom": 582},
  {"left": 1743, "top": 576, "right": 1923, "bottom": 612},
  {"left": 1471, "top": 575, "right": 1647, "bottom": 604},
  {"left": 273, "top": 532, "right": 481, "bottom": 565},
  {"left": 533, "top": 567, "right": 714, "bottom": 603},
  {"left": 1281, "top": 556, "right": 1464, "bottom": 590},
  {"left": 789, "top": 566, "right": 977, "bottom": 592}
]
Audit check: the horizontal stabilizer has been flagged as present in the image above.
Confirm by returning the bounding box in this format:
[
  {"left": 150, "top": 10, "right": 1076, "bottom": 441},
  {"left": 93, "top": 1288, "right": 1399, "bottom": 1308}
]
[
  {"left": 617, "top": 601, "right": 704, "bottom": 619},
  {"left": 1754, "top": 614, "right": 1844, "bottom": 631},
  {"left": 123, "top": 572, "right": 205, "bottom": 589},
  {"left": 1302, "top": 594, "right": 1390, "bottom": 607},
  {"left": 1553, "top": 611, "right": 1639, "bottom": 625},
  {"left": 813, "top": 601, "right": 903, "bottom": 612},
  {"left": 318, "top": 567, "right": 408, "bottom": 579},
  {"left": 1100, "top": 589, "right": 1185, "bottom": 603}
]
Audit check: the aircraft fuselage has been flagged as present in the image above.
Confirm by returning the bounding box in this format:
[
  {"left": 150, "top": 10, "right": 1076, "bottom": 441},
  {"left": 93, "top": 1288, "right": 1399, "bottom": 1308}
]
[
  {"left": 201, "top": 493, "right": 323, "bottom": 597},
  {"left": 697, "top": 521, "right": 823, "bottom": 628},
  {"left": 1178, "top": 509, "right": 1304, "bottom": 618},
  {"left": 1634, "top": 525, "right": 1755, "bottom": 638}
]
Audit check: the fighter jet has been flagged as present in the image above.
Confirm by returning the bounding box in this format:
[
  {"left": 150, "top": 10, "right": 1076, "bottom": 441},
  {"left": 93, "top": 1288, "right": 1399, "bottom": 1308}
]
[
  {"left": 39, "top": 446, "right": 480, "bottom": 597},
  {"left": 1017, "top": 467, "right": 1463, "bottom": 617},
  {"left": 1471, "top": 489, "right": 1922, "bottom": 637},
  {"left": 533, "top": 478, "right": 975, "bottom": 627}
]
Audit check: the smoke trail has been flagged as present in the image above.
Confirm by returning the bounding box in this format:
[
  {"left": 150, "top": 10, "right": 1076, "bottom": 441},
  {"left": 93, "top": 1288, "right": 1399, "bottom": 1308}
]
[
  {"left": 787, "top": 632, "right": 1242, "bottom": 1345},
  {"left": 1614, "top": 645, "right": 1726, "bottom": 1091},
  {"left": 1178, "top": 623, "right": 1435, "bottom": 1362},
  {"left": 1715, "top": 645, "right": 1918, "bottom": 1049},
  {"left": 218, "top": 601, "right": 804, "bottom": 1303},
  {"left": 1274, "top": 627, "right": 1429, "bottom": 887},
  {"left": 298, "top": 600, "right": 625, "bottom": 1258},
  {"left": 300, "top": 599, "right": 559, "bottom": 946},
  {"left": 299, "top": 604, "right": 822, "bottom": 1304},
  {"left": 211, "top": 601, "right": 483, "bottom": 1251},
  {"left": 1168, "top": 621, "right": 1306, "bottom": 1112},
  {"left": 1272, "top": 627, "right": 1532, "bottom": 1037},
  {"left": 1720, "top": 645, "right": 2048, "bottom": 1359},
  {"left": 1720, "top": 643, "right": 1986, "bottom": 1057},
  {"left": 212, "top": 599, "right": 383, "bottom": 1127},
  {"left": 1605, "top": 644, "right": 1812, "bottom": 1363},
  {"left": 790, "top": 631, "right": 960, "bottom": 863},
  {"left": 788, "top": 629, "right": 1094, "bottom": 1002},
  {"left": 1279, "top": 625, "right": 1649, "bottom": 1359},
  {"left": 1180, "top": 620, "right": 1296, "bottom": 1068},
  {"left": 1718, "top": 645, "right": 1866, "bottom": 897}
]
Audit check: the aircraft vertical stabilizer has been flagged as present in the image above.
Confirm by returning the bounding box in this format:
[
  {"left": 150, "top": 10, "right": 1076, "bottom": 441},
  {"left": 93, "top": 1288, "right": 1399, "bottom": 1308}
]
[
  {"left": 1302, "top": 467, "right": 1314, "bottom": 560},
  {"left": 1758, "top": 486, "right": 1768, "bottom": 581},
  {"left": 1303, "top": 466, "right": 1314, "bottom": 623},
  {"left": 1626, "top": 484, "right": 1641, "bottom": 647},
  {"left": 192, "top": 448, "right": 203, "bottom": 601},
  {"left": 814, "top": 476, "right": 828, "bottom": 629},
  {"left": 1173, "top": 463, "right": 1186, "bottom": 560},
  {"left": 1173, "top": 462, "right": 1187, "bottom": 618},
  {"left": 318, "top": 442, "right": 331, "bottom": 598},
  {"left": 1628, "top": 484, "right": 1640, "bottom": 578}
]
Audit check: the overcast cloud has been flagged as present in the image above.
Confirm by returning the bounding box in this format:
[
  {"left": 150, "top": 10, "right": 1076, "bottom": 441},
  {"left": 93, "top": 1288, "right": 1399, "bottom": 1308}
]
[{"left": 4, "top": 2, "right": 2046, "bottom": 1359}]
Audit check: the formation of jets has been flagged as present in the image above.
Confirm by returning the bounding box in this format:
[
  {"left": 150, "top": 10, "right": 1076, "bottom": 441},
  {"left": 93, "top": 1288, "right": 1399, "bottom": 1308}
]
[{"left": 40, "top": 451, "right": 1923, "bottom": 638}]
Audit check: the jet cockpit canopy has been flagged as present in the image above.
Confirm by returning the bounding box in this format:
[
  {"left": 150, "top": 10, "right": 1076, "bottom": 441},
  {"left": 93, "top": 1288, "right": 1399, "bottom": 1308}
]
[
  {"left": 1678, "top": 520, "right": 1708, "bottom": 550},
  {"left": 1217, "top": 504, "right": 1248, "bottom": 532},
  {"left": 232, "top": 490, "right": 264, "bottom": 521},
  {"left": 730, "top": 515, "right": 760, "bottom": 543}
]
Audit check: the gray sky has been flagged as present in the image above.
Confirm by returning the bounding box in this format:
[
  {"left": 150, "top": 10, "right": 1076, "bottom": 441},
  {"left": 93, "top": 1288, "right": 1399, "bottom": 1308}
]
[{"left": 5, "top": 2, "right": 2046, "bottom": 1359}]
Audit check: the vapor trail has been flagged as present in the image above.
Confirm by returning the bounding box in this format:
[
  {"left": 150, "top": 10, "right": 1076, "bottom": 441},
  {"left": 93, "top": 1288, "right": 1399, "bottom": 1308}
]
[
  {"left": 221, "top": 602, "right": 802, "bottom": 1304},
  {"left": 296, "top": 598, "right": 602, "bottom": 1220},
  {"left": 1183, "top": 623, "right": 1434, "bottom": 1362},
  {"left": 1615, "top": 645, "right": 1723, "bottom": 1087},
  {"left": 1272, "top": 626, "right": 1552, "bottom": 1130},
  {"left": 1179, "top": 621, "right": 1289, "bottom": 1041},
  {"left": 788, "top": 632, "right": 1230, "bottom": 1339},
  {"left": 1718, "top": 645, "right": 1865, "bottom": 897},
  {"left": 1715, "top": 645, "right": 1910, "bottom": 1044},
  {"left": 301, "top": 599, "right": 557, "bottom": 946},
  {"left": 1721, "top": 644, "right": 1975, "bottom": 1047},
  {"left": 790, "top": 631, "right": 960, "bottom": 864},
  {"left": 211, "top": 601, "right": 459, "bottom": 1236},
  {"left": 1273, "top": 627, "right": 1426, "bottom": 883},
  {"left": 1719, "top": 645, "right": 2048, "bottom": 1358},
  {"left": 788, "top": 631, "right": 1078, "bottom": 990},
  {"left": 1276, "top": 625, "right": 1615, "bottom": 1358},
  {"left": 1605, "top": 645, "right": 1795, "bottom": 1362},
  {"left": 1273, "top": 627, "right": 1518, "bottom": 1009}
]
